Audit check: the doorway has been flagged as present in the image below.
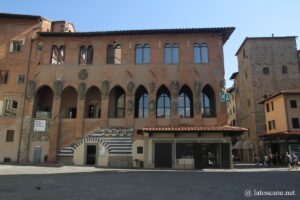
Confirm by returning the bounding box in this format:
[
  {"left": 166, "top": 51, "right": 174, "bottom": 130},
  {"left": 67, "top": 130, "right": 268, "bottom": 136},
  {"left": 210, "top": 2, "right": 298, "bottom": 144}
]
[
  {"left": 33, "top": 146, "right": 41, "bottom": 163},
  {"left": 155, "top": 143, "right": 172, "bottom": 168},
  {"left": 86, "top": 145, "right": 96, "bottom": 165}
]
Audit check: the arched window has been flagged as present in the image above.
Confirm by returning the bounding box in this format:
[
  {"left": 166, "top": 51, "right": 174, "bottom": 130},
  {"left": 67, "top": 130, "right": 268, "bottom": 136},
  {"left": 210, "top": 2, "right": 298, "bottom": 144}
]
[
  {"left": 135, "top": 86, "right": 148, "bottom": 118},
  {"left": 201, "top": 85, "right": 215, "bottom": 117},
  {"left": 282, "top": 65, "right": 288, "bottom": 74},
  {"left": 135, "top": 44, "right": 150, "bottom": 64},
  {"left": 79, "top": 46, "right": 87, "bottom": 65},
  {"left": 34, "top": 86, "right": 53, "bottom": 118},
  {"left": 108, "top": 86, "right": 125, "bottom": 118},
  {"left": 156, "top": 86, "right": 171, "bottom": 118},
  {"left": 178, "top": 85, "right": 193, "bottom": 118},
  {"left": 61, "top": 86, "right": 78, "bottom": 118},
  {"left": 50, "top": 45, "right": 59, "bottom": 64},
  {"left": 85, "top": 86, "right": 101, "bottom": 118},
  {"left": 79, "top": 46, "right": 93, "bottom": 65},
  {"left": 58, "top": 46, "right": 65, "bottom": 64},
  {"left": 51, "top": 45, "right": 65, "bottom": 64},
  {"left": 164, "top": 43, "right": 179, "bottom": 64},
  {"left": 194, "top": 43, "right": 208, "bottom": 64},
  {"left": 107, "top": 44, "right": 122, "bottom": 64},
  {"left": 263, "top": 66, "right": 269, "bottom": 74}
]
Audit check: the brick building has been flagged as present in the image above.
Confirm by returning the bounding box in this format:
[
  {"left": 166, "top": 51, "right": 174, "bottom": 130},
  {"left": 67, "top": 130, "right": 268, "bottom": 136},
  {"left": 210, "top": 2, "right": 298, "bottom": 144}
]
[
  {"left": 232, "top": 37, "right": 300, "bottom": 161},
  {"left": 0, "top": 13, "right": 246, "bottom": 169}
]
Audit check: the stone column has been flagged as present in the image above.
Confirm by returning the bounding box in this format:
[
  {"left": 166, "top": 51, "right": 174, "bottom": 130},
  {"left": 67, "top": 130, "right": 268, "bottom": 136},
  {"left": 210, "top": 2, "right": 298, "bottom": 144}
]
[
  {"left": 48, "top": 98, "right": 61, "bottom": 163},
  {"left": 76, "top": 99, "right": 85, "bottom": 139}
]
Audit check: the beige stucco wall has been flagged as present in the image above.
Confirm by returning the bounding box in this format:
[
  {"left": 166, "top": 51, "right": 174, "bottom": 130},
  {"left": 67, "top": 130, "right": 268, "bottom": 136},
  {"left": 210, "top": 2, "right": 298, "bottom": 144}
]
[
  {"left": 285, "top": 94, "right": 300, "bottom": 131},
  {"left": 264, "top": 95, "right": 288, "bottom": 133},
  {"left": 132, "top": 140, "right": 144, "bottom": 167}
]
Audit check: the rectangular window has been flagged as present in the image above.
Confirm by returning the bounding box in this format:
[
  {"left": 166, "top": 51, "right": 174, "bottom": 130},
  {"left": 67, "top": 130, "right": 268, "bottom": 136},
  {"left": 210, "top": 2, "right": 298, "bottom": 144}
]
[
  {"left": 11, "top": 41, "right": 22, "bottom": 52},
  {"left": 272, "top": 120, "right": 276, "bottom": 129},
  {"left": 0, "top": 70, "right": 8, "bottom": 84},
  {"left": 271, "top": 102, "right": 274, "bottom": 111},
  {"left": 268, "top": 121, "right": 272, "bottom": 130},
  {"left": 266, "top": 103, "right": 270, "bottom": 112},
  {"left": 290, "top": 100, "right": 297, "bottom": 108},
  {"left": 292, "top": 118, "right": 300, "bottom": 129},
  {"left": 5, "top": 100, "right": 18, "bottom": 117},
  {"left": 6, "top": 130, "right": 14, "bottom": 142},
  {"left": 247, "top": 98, "right": 251, "bottom": 107},
  {"left": 0, "top": 99, "right": 3, "bottom": 116},
  {"left": 137, "top": 146, "right": 143, "bottom": 154}
]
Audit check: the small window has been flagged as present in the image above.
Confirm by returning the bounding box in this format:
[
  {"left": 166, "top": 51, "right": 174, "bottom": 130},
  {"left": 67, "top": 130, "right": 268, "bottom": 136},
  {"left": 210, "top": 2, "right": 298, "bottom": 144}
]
[
  {"left": 6, "top": 130, "right": 14, "bottom": 142},
  {"left": 37, "top": 42, "right": 43, "bottom": 51},
  {"left": 0, "top": 99, "right": 3, "bottom": 116},
  {"left": 272, "top": 120, "right": 276, "bottom": 129},
  {"left": 3, "top": 158, "right": 11, "bottom": 163},
  {"left": 290, "top": 100, "right": 297, "bottom": 108},
  {"left": 5, "top": 100, "right": 18, "bottom": 117},
  {"left": 0, "top": 70, "right": 8, "bottom": 84},
  {"left": 266, "top": 103, "right": 270, "bottom": 112},
  {"left": 245, "top": 71, "right": 248, "bottom": 79},
  {"left": 268, "top": 121, "right": 272, "bottom": 130},
  {"left": 292, "top": 118, "right": 300, "bottom": 129},
  {"left": 271, "top": 102, "right": 274, "bottom": 111},
  {"left": 17, "top": 75, "right": 25, "bottom": 84},
  {"left": 79, "top": 46, "right": 93, "bottom": 65},
  {"left": 263, "top": 67, "right": 269, "bottom": 74},
  {"left": 137, "top": 146, "right": 143, "bottom": 154},
  {"left": 282, "top": 65, "right": 288, "bottom": 74},
  {"left": 11, "top": 41, "right": 22, "bottom": 52}
]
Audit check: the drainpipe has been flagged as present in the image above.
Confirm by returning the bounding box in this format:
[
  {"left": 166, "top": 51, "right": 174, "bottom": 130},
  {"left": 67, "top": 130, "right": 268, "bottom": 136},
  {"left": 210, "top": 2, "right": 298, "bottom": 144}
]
[{"left": 17, "top": 24, "right": 38, "bottom": 163}]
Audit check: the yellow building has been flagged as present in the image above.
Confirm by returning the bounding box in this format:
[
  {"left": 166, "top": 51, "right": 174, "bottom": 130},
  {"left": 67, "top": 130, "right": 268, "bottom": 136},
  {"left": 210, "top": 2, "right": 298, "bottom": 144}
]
[{"left": 259, "top": 90, "right": 300, "bottom": 164}]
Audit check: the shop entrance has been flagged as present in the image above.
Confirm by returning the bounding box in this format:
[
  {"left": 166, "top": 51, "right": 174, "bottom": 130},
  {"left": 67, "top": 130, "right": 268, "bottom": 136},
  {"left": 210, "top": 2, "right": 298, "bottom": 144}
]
[
  {"left": 155, "top": 143, "right": 172, "bottom": 168},
  {"left": 86, "top": 145, "right": 96, "bottom": 165},
  {"left": 194, "top": 143, "right": 220, "bottom": 169}
]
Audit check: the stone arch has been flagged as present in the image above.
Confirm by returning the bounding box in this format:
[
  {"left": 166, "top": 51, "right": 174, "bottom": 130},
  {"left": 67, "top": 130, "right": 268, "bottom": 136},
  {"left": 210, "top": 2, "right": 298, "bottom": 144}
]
[
  {"left": 34, "top": 85, "right": 54, "bottom": 117},
  {"left": 108, "top": 85, "right": 126, "bottom": 118},
  {"left": 61, "top": 86, "right": 78, "bottom": 118}
]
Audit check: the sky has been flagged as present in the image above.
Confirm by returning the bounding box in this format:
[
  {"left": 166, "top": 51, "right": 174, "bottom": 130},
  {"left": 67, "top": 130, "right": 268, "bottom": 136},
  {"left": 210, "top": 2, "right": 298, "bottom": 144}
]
[{"left": 1, "top": 0, "right": 299, "bottom": 87}]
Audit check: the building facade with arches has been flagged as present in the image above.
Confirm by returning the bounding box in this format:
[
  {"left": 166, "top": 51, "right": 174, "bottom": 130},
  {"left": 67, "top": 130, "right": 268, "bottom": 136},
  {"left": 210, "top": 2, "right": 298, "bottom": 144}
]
[{"left": 0, "top": 13, "right": 247, "bottom": 169}]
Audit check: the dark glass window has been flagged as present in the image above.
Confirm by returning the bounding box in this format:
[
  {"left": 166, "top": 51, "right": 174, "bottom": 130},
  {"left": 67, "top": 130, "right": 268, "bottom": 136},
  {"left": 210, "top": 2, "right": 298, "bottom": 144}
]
[
  {"left": 194, "top": 43, "right": 208, "bottom": 64},
  {"left": 137, "top": 147, "right": 143, "bottom": 154},
  {"left": 290, "top": 100, "right": 297, "bottom": 108},
  {"left": 292, "top": 118, "right": 300, "bottom": 129},
  {"left": 164, "top": 43, "right": 179, "bottom": 64},
  {"left": 266, "top": 103, "right": 270, "bottom": 112},
  {"left": 79, "top": 46, "right": 87, "bottom": 65},
  {"left": 107, "top": 44, "right": 122, "bottom": 64},
  {"left": 0, "top": 70, "right": 8, "bottom": 84},
  {"left": 282, "top": 65, "right": 288, "bottom": 74},
  {"left": 6, "top": 130, "right": 14, "bottom": 142},
  {"left": 263, "top": 67, "right": 269, "bottom": 74},
  {"left": 156, "top": 86, "right": 171, "bottom": 118},
  {"left": 135, "top": 44, "right": 150, "bottom": 64},
  {"left": 135, "top": 86, "right": 148, "bottom": 118},
  {"left": 178, "top": 86, "right": 193, "bottom": 118},
  {"left": 12, "top": 41, "right": 22, "bottom": 52},
  {"left": 79, "top": 46, "right": 93, "bottom": 65},
  {"left": 201, "top": 85, "right": 215, "bottom": 117},
  {"left": 87, "top": 46, "right": 93, "bottom": 65}
]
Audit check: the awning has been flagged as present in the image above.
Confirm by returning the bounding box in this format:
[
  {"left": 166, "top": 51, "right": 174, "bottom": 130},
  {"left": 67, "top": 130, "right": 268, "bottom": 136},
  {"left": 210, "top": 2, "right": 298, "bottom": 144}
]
[
  {"left": 233, "top": 141, "right": 243, "bottom": 149},
  {"left": 243, "top": 140, "right": 254, "bottom": 149}
]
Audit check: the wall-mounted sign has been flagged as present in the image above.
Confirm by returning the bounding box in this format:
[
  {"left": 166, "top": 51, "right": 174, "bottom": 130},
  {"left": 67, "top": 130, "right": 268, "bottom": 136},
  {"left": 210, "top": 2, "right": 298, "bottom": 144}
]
[
  {"left": 99, "top": 147, "right": 106, "bottom": 156},
  {"left": 34, "top": 120, "right": 46, "bottom": 132},
  {"left": 220, "top": 93, "right": 230, "bottom": 103}
]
